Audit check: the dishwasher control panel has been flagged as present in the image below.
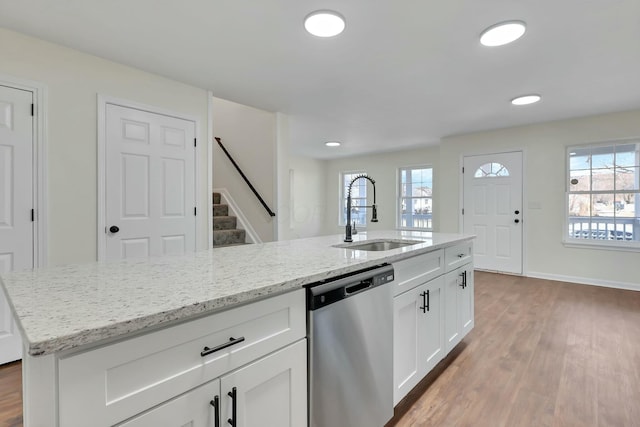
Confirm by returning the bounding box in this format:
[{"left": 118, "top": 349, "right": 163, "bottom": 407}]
[{"left": 307, "top": 264, "right": 394, "bottom": 310}]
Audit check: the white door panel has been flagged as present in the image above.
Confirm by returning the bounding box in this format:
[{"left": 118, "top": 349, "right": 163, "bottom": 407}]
[
  {"left": 0, "top": 84, "right": 34, "bottom": 364},
  {"left": 463, "top": 152, "right": 523, "bottom": 274},
  {"left": 105, "top": 104, "right": 196, "bottom": 260}
]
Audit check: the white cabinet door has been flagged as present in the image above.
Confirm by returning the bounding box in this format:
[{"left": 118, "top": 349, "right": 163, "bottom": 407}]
[
  {"left": 393, "top": 283, "right": 422, "bottom": 405},
  {"left": 444, "top": 265, "right": 474, "bottom": 353},
  {"left": 393, "top": 276, "right": 445, "bottom": 405},
  {"left": 119, "top": 378, "right": 220, "bottom": 427},
  {"left": 220, "top": 339, "right": 307, "bottom": 427},
  {"left": 459, "top": 265, "right": 474, "bottom": 337}
]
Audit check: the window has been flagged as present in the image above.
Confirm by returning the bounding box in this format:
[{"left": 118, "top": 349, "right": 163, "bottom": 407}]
[
  {"left": 567, "top": 141, "right": 640, "bottom": 247},
  {"left": 474, "top": 162, "right": 510, "bottom": 178},
  {"left": 340, "top": 171, "right": 367, "bottom": 227},
  {"left": 398, "top": 166, "right": 433, "bottom": 230}
]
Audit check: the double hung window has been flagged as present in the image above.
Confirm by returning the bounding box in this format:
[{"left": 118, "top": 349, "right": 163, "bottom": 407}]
[
  {"left": 398, "top": 166, "right": 433, "bottom": 230},
  {"left": 340, "top": 171, "right": 367, "bottom": 227},
  {"left": 567, "top": 140, "right": 640, "bottom": 247}
]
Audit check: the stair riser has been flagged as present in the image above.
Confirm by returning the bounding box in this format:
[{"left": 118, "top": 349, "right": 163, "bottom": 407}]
[
  {"left": 213, "top": 192, "right": 221, "bottom": 205},
  {"left": 213, "top": 229, "right": 246, "bottom": 246},
  {"left": 213, "top": 216, "right": 237, "bottom": 230},
  {"left": 213, "top": 204, "right": 228, "bottom": 216}
]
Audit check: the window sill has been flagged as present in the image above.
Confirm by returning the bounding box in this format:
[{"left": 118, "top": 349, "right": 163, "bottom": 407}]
[
  {"left": 397, "top": 226, "right": 433, "bottom": 232},
  {"left": 562, "top": 239, "right": 640, "bottom": 253}
]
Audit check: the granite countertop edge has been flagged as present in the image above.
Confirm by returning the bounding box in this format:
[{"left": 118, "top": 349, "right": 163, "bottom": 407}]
[{"left": 1, "top": 231, "right": 474, "bottom": 356}]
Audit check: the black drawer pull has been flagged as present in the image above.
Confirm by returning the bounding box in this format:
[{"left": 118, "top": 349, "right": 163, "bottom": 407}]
[{"left": 201, "top": 336, "right": 245, "bottom": 357}]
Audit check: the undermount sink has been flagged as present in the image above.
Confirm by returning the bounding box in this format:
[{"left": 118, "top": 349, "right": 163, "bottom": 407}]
[{"left": 333, "top": 239, "right": 424, "bottom": 251}]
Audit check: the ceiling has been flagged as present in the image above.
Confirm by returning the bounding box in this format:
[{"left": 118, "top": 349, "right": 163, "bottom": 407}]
[{"left": 1, "top": 0, "right": 639, "bottom": 159}]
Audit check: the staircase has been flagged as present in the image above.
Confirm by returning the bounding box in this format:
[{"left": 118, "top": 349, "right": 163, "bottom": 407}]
[{"left": 213, "top": 192, "right": 246, "bottom": 246}]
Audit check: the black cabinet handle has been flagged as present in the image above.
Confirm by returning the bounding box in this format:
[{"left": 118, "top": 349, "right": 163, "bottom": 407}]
[
  {"left": 109, "top": 225, "right": 119, "bottom": 233},
  {"left": 201, "top": 337, "right": 245, "bottom": 357},
  {"left": 425, "top": 289, "right": 430, "bottom": 312},
  {"left": 457, "top": 253, "right": 465, "bottom": 258},
  {"left": 227, "top": 387, "right": 237, "bottom": 426},
  {"left": 459, "top": 271, "right": 467, "bottom": 289},
  {"left": 210, "top": 395, "right": 220, "bottom": 427},
  {"left": 419, "top": 291, "right": 427, "bottom": 313}
]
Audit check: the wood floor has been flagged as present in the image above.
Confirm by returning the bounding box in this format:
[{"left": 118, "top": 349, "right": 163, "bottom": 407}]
[
  {"left": 0, "top": 361, "right": 21, "bottom": 427},
  {"left": 1, "top": 272, "right": 639, "bottom": 427},
  {"left": 388, "top": 271, "right": 640, "bottom": 427}
]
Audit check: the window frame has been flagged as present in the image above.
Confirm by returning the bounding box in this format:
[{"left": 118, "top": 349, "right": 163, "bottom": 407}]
[
  {"left": 397, "top": 165, "right": 434, "bottom": 231},
  {"left": 564, "top": 139, "right": 640, "bottom": 251},
  {"left": 339, "top": 170, "right": 368, "bottom": 227}
]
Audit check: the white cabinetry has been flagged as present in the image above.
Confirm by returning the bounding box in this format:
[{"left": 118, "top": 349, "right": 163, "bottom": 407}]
[
  {"left": 393, "top": 241, "right": 474, "bottom": 405},
  {"left": 121, "top": 340, "right": 307, "bottom": 427},
  {"left": 57, "top": 289, "right": 306, "bottom": 427},
  {"left": 444, "top": 242, "right": 474, "bottom": 353},
  {"left": 393, "top": 274, "right": 444, "bottom": 405}
]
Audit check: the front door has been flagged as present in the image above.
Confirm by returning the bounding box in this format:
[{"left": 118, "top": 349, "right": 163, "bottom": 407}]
[
  {"left": 463, "top": 152, "right": 523, "bottom": 274},
  {"left": 0, "top": 84, "right": 34, "bottom": 364},
  {"left": 105, "top": 104, "right": 196, "bottom": 260}
]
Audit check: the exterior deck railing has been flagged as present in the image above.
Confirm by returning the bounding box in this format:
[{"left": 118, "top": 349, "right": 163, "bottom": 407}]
[{"left": 568, "top": 216, "right": 638, "bottom": 241}]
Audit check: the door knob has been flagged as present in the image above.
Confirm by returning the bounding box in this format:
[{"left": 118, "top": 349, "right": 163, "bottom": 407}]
[
  {"left": 109, "top": 225, "right": 120, "bottom": 233},
  {"left": 514, "top": 210, "right": 520, "bottom": 215},
  {"left": 514, "top": 219, "right": 520, "bottom": 224}
]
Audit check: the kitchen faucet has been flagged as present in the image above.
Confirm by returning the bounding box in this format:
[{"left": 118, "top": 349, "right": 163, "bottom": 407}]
[{"left": 345, "top": 174, "right": 378, "bottom": 242}]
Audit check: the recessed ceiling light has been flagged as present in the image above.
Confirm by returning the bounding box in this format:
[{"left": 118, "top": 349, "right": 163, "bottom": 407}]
[
  {"left": 511, "top": 94, "right": 541, "bottom": 106},
  {"left": 325, "top": 141, "right": 341, "bottom": 147},
  {"left": 304, "top": 10, "right": 345, "bottom": 37},
  {"left": 480, "top": 21, "right": 526, "bottom": 47}
]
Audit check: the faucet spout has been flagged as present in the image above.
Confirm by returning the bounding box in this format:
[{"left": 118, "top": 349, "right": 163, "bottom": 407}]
[{"left": 345, "top": 174, "right": 378, "bottom": 242}]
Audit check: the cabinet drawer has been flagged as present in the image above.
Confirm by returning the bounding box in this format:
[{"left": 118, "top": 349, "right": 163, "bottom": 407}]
[
  {"left": 444, "top": 241, "right": 473, "bottom": 271},
  {"left": 58, "top": 289, "right": 305, "bottom": 427},
  {"left": 393, "top": 249, "right": 444, "bottom": 296}
]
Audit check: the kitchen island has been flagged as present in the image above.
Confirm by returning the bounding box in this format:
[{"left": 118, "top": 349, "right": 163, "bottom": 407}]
[{"left": 0, "top": 230, "right": 474, "bottom": 427}]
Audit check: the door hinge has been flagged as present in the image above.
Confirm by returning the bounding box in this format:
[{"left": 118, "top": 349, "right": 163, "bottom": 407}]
[
  {"left": 30, "top": 209, "right": 35, "bottom": 222},
  {"left": 194, "top": 206, "right": 197, "bottom": 216},
  {"left": 194, "top": 138, "right": 197, "bottom": 147},
  {"left": 462, "top": 208, "right": 465, "bottom": 215},
  {"left": 31, "top": 104, "right": 34, "bottom": 116},
  {"left": 462, "top": 167, "right": 464, "bottom": 173}
]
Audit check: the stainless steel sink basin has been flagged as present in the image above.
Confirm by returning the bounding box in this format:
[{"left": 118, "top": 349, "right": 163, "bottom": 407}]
[{"left": 333, "top": 239, "right": 424, "bottom": 251}]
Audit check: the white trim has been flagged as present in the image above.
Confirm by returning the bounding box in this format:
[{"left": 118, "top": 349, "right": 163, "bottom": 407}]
[
  {"left": 207, "top": 91, "right": 214, "bottom": 249},
  {"left": 527, "top": 271, "right": 640, "bottom": 292},
  {"left": 0, "top": 74, "right": 48, "bottom": 268},
  {"left": 96, "top": 95, "right": 201, "bottom": 260},
  {"left": 213, "top": 188, "right": 262, "bottom": 243},
  {"left": 562, "top": 239, "right": 640, "bottom": 252}
]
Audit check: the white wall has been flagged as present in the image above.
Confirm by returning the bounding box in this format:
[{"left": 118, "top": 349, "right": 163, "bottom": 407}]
[
  {"left": 324, "top": 146, "right": 440, "bottom": 236},
  {"left": 439, "top": 109, "right": 640, "bottom": 288},
  {"left": 212, "top": 97, "right": 276, "bottom": 242},
  {"left": 0, "top": 28, "right": 210, "bottom": 266}
]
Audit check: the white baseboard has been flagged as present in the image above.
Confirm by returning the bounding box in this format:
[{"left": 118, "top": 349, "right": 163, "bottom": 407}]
[
  {"left": 526, "top": 271, "right": 640, "bottom": 292},
  {"left": 213, "top": 188, "right": 262, "bottom": 244}
]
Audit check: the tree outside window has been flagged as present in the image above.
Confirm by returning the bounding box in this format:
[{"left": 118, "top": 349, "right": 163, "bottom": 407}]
[{"left": 567, "top": 141, "right": 640, "bottom": 245}]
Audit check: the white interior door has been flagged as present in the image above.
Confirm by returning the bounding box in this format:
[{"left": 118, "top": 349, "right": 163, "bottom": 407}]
[
  {"left": 463, "top": 152, "right": 523, "bottom": 274},
  {"left": 105, "top": 104, "right": 196, "bottom": 260},
  {"left": 0, "top": 84, "right": 34, "bottom": 364}
]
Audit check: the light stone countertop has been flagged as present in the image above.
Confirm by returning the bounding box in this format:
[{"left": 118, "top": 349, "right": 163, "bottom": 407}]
[{"left": 0, "top": 230, "right": 473, "bottom": 356}]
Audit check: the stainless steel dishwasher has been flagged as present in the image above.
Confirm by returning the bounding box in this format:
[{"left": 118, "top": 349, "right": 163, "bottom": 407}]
[{"left": 307, "top": 263, "right": 394, "bottom": 427}]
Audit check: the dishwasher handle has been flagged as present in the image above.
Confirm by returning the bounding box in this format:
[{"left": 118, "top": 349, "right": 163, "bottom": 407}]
[{"left": 345, "top": 279, "right": 372, "bottom": 295}]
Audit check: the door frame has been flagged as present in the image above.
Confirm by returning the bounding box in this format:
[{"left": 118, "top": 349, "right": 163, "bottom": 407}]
[
  {"left": 0, "top": 74, "right": 48, "bottom": 268},
  {"left": 97, "top": 95, "right": 203, "bottom": 261},
  {"left": 459, "top": 149, "right": 528, "bottom": 275}
]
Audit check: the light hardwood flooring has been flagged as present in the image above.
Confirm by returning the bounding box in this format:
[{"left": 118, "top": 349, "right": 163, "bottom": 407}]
[
  {"left": 1, "top": 272, "right": 639, "bottom": 427},
  {"left": 387, "top": 271, "right": 640, "bottom": 427}
]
